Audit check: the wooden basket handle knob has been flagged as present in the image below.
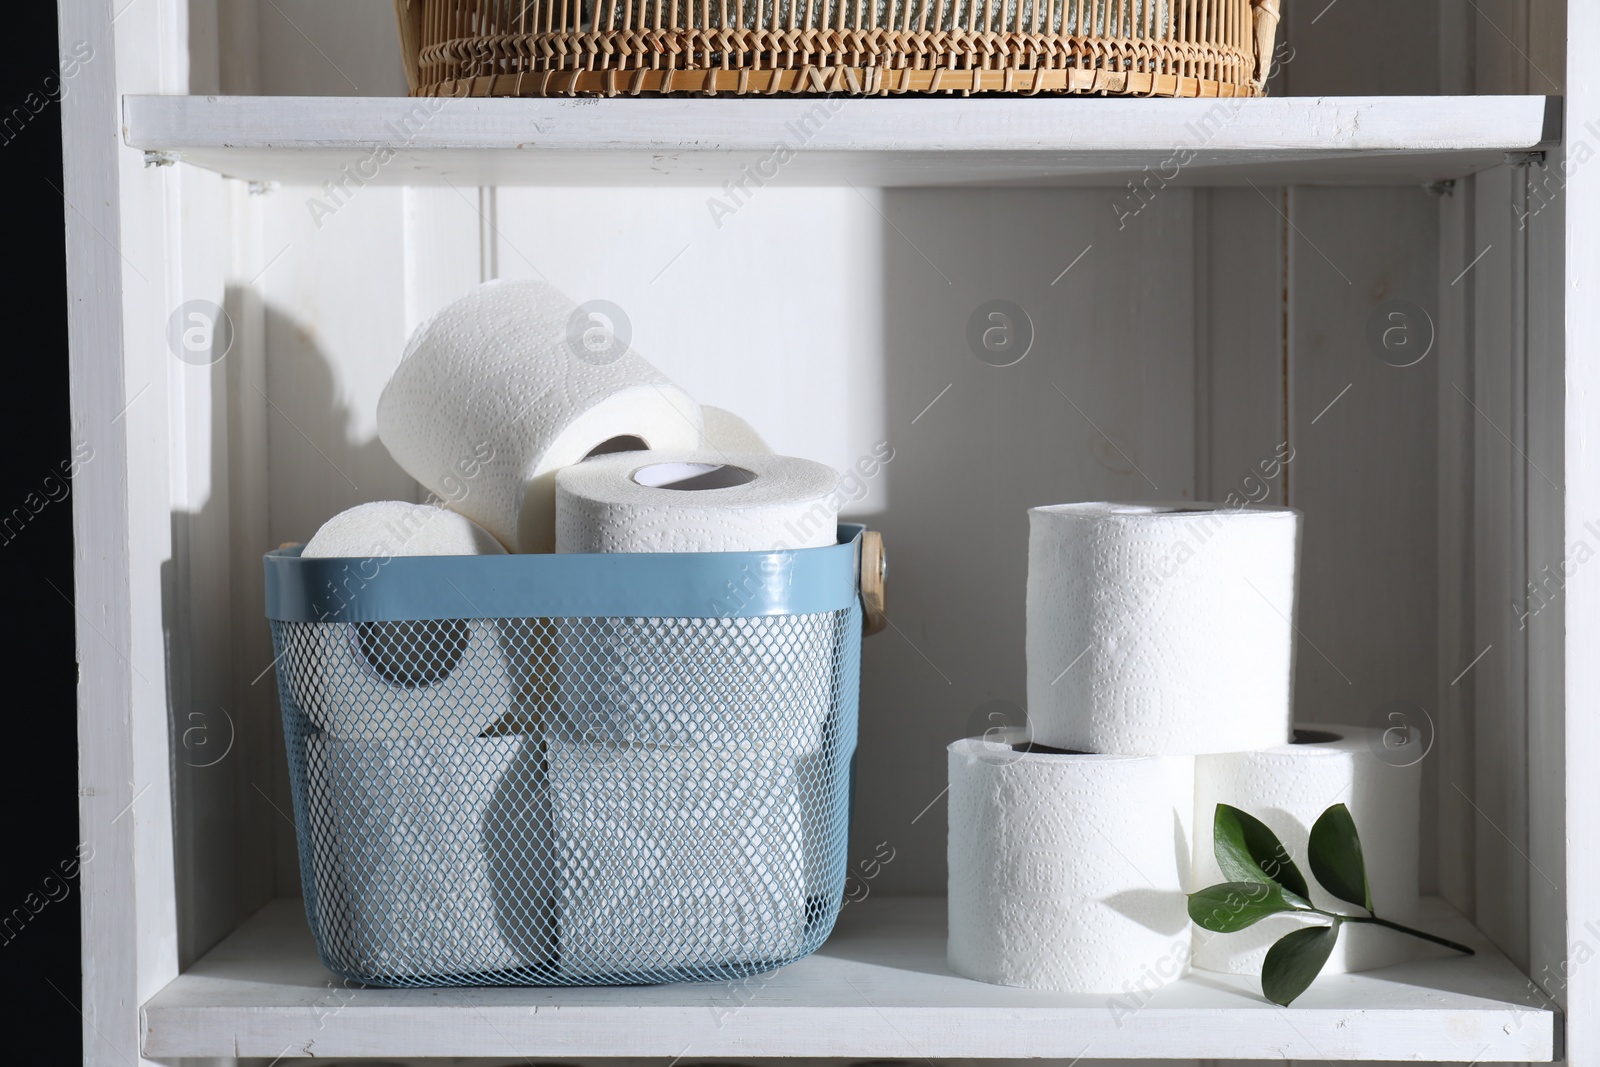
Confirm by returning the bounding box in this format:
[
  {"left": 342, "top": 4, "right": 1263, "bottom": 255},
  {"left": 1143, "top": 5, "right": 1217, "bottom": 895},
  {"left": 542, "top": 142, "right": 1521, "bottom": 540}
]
[
  {"left": 860, "top": 530, "right": 888, "bottom": 636},
  {"left": 1252, "top": 0, "right": 1282, "bottom": 90}
]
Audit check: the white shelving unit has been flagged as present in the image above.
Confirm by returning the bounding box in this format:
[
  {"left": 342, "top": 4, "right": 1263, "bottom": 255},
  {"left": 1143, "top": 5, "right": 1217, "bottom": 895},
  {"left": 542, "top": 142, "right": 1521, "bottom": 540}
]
[
  {"left": 61, "top": 1, "right": 1593, "bottom": 1064},
  {"left": 142, "top": 897, "right": 1553, "bottom": 1061}
]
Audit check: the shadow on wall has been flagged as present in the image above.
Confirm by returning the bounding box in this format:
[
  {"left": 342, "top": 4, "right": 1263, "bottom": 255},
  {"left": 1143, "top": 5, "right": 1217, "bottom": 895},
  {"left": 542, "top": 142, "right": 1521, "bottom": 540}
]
[
  {"left": 163, "top": 288, "right": 414, "bottom": 967},
  {"left": 854, "top": 187, "right": 1202, "bottom": 898}
]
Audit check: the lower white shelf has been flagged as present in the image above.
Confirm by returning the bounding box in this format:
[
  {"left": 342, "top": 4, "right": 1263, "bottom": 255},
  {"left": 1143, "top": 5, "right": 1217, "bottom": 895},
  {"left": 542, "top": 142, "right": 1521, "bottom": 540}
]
[{"left": 141, "top": 896, "right": 1555, "bottom": 1061}]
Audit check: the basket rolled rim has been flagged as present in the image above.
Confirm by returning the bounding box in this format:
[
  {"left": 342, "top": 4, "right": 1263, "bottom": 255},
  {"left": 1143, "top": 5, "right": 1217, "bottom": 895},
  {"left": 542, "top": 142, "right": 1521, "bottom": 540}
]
[{"left": 265, "top": 523, "right": 865, "bottom": 623}]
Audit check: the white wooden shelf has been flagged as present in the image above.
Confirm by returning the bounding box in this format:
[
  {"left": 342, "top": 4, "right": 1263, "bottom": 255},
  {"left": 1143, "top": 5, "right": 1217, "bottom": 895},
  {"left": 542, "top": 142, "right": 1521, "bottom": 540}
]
[
  {"left": 123, "top": 94, "right": 1559, "bottom": 188},
  {"left": 140, "top": 896, "right": 1556, "bottom": 1061}
]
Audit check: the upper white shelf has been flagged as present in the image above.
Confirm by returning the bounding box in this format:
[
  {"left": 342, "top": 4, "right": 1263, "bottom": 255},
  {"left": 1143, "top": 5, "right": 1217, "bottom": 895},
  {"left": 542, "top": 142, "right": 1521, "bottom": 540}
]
[
  {"left": 124, "top": 94, "right": 1560, "bottom": 188},
  {"left": 141, "top": 896, "right": 1554, "bottom": 1061}
]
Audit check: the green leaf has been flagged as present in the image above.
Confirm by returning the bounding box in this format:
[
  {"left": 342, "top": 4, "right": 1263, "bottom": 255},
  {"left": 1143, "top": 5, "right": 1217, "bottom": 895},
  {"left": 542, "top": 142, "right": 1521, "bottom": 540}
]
[
  {"left": 1213, "top": 804, "right": 1311, "bottom": 901},
  {"left": 1188, "top": 881, "right": 1303, "bottom": 933},
  {"left": 1261, "top": 922, "right": 1341, "bottom": 1006},
  {"left": 1308, "top": 803, "right": 1372, "bottom": 912}
]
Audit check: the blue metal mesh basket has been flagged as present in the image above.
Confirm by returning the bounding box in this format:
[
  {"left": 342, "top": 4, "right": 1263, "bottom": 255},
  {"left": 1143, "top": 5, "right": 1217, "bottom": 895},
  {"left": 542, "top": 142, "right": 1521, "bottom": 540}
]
[{"left": 264, "top": 525, "right": 866, "bottom": 988}]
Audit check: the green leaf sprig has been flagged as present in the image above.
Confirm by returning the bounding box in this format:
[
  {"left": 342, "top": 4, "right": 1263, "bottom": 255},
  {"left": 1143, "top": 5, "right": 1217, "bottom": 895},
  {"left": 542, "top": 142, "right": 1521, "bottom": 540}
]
[{"left": 1188, "top": 803, "right": 1474, "bottom": 1006}]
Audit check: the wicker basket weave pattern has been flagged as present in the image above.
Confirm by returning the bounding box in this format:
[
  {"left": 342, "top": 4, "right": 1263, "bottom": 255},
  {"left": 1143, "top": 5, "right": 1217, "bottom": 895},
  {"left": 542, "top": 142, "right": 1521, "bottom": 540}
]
[{"left": 394, "top": 0, "right": 1281, "bottom": 98}]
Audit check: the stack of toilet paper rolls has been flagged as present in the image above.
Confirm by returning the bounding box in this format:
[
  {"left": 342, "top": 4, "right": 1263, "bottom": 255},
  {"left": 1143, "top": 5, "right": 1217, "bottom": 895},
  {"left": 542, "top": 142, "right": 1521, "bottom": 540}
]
[
  {"left": 949, "top": 502, "right": 1423, "bottom": 995},
  {"left": 293, "top": 279, "right": 848, "bottom": 980}
]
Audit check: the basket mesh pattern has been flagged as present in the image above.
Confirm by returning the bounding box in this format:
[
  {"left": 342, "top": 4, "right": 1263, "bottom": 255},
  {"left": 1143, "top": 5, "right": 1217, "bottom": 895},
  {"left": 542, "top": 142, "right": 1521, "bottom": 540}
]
[
  {"left": 272, "top": 608, "right": 860, "bottom": 987},
  {"left": 395, "top": 0, "right": 1277, "bottom": 98}
]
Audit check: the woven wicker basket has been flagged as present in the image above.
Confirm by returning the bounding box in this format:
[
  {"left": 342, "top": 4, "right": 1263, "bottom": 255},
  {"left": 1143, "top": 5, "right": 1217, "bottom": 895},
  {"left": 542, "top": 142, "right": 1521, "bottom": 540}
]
[{"left": 393, "top": 0, "right": 1281, "bottom": 98}]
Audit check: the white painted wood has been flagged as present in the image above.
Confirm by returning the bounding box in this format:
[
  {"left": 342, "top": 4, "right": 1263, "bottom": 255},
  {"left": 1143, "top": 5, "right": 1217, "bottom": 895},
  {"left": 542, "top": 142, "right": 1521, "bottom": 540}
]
[
  {"left": 1564, "top": 5, "right": 1600, "bottom": 1063},
  {"left": 253, "top": 0, "right": 407, "bottom": 97},
  {"left": 1194, "top": 187, "right": 1285, "bottom": 505},
  {"left": 1471, "top": 162, "right": 1532, "bottom": 971},
  {"left": 1526, "top": 147, "right": 1568, "bottom": 1020},
  {"left": 1278, "top": 0, "right": 1441, "bottom": 99},
  {"left": 1469, "top": 35, "right": 1535, "bottom": 993},
  {"left": 138, "top": 895, "right": 1554, "bottom": 1061},
  {"left": 1435, "top": 177, "right": 1476, "bottom": 916},
  {"left": 120, "top": 95, "right": 1560, "bottom": 189},
  {"left": 59, "top": 0, "right": 202, "bottom": 1061},
  {"left": 1284, "top": 188, "right": 1441, "bottom": 735},
  {"left": 257, "top": 184, "right": 419, "bottom": 551},
  {"left": 222, "top": 178, "right": 281, "bottom": 933},
  {"left": 60, "top": 0, "right": 143, "bottom": 1059}
]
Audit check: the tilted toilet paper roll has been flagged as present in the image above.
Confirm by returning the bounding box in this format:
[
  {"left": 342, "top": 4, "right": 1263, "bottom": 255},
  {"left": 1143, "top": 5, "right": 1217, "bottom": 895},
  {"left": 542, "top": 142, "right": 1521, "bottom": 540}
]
[
  {"left": 699, "top": 406, "right": 773, "bottom": 454},
  {"left": 1026, "top": 501, "right": 1301, "bottom": 756},
  {"left": 947, "top": 738, "right": 1195, "bottom": 993},
  {"left": 1190, "top": 725, "right": 1423, "bottom": 975},
  {"left": 377, "top": 279, "right": 703, "bottom": 554}
]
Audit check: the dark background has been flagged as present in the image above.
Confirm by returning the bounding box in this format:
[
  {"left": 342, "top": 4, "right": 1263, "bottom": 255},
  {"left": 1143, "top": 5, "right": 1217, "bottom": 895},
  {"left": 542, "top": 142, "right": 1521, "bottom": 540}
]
[{"left": 2, "top": 4, "right": 84, "bottom": 1059}]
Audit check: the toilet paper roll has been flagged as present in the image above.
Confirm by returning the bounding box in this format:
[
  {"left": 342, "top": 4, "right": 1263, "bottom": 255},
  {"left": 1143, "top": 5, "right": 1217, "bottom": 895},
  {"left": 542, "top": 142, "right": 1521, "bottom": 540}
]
[
  {"left": 552, "top": 451, "right": 842, "bottom": 750},
  {"left": 555, "top": 450, "right": 840, "bottom": 553},
  {"left": 551, "top": 613, "right": 839, "bottom": 752},
  {"left": 301, "top": 734, "right": 554, "bottom": 979},
  {"left": 700, "top": 406, "right": 773, "bottom": 454},
  {"left": 292, "top": 501, "right": 514, "bottom": 740},
  {"left": 547, "top": 737, "right": 809, "bottom": 978},
  {"left": 377, "top": 279, "right": 703, "bottom": 554},
  {"left": 1190, "top": 725, "right": 1422, "bottom": 975},
  {"left": 948, "top": 738, "right": 1195, "bottom": 993},
  {"left": 1026, "top": 502, "right": 1300, "bottom": 756}
]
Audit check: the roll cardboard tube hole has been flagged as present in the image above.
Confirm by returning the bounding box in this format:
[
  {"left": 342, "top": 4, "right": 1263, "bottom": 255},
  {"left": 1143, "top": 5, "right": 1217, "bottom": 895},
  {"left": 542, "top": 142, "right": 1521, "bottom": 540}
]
[{"left": 632, "top": 462, "right": 758, "bottom": 492}]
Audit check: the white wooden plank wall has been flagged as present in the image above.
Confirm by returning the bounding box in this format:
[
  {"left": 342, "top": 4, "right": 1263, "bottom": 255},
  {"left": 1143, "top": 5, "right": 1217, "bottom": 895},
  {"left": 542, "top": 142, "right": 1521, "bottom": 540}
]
[
  {"left": 1470, "top": 157, "right": 1531, "bottom": 970},
  {"left": 1283, "top": 183, "right": 1443, "bottom": 774},
  {"left": 1435, "top": 165, "right": 1476, "bottom": 922},
  {"left": 1194, "top": 189, "right": 1286, "bottom": 510},
  {"left": 247, "top": 0, "right": 406, "bottom": 97}
]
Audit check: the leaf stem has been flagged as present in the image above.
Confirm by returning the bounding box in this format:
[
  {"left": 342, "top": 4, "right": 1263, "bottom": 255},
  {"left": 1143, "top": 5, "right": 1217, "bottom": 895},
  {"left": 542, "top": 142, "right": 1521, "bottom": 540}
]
[{"left": 1336, "top": 915, "right": 1476, "bottom": 956}]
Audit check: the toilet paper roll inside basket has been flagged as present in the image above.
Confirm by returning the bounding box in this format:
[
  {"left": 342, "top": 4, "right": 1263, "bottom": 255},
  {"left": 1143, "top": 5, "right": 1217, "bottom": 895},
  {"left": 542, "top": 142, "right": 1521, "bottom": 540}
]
[
  {"left": 300, "top": 733, "right": 554, "bottom": 981},
  {"left": 947, "top": 738, "right": 1195, "bottom": 993},
  {"left": 553, "top": 450, "right": 841, "bottom": 750},
  {"left": 289, "top": 502, "right": 515, "bottom": 740},
  {"left": 1026, "top": 502, "right": 1301, "bottom": 756},
  {"left": 377, "top": 279, "right": 703, "bottom": 554},
  {"left": 547, "top": 736, "right": 810, "bottom": 980},
  {"left": 1190, "top": 725, "right": 1423, "bottom": 975},
  {"left": 555, "top": 450, "right": 839, "bottom": 554}
]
